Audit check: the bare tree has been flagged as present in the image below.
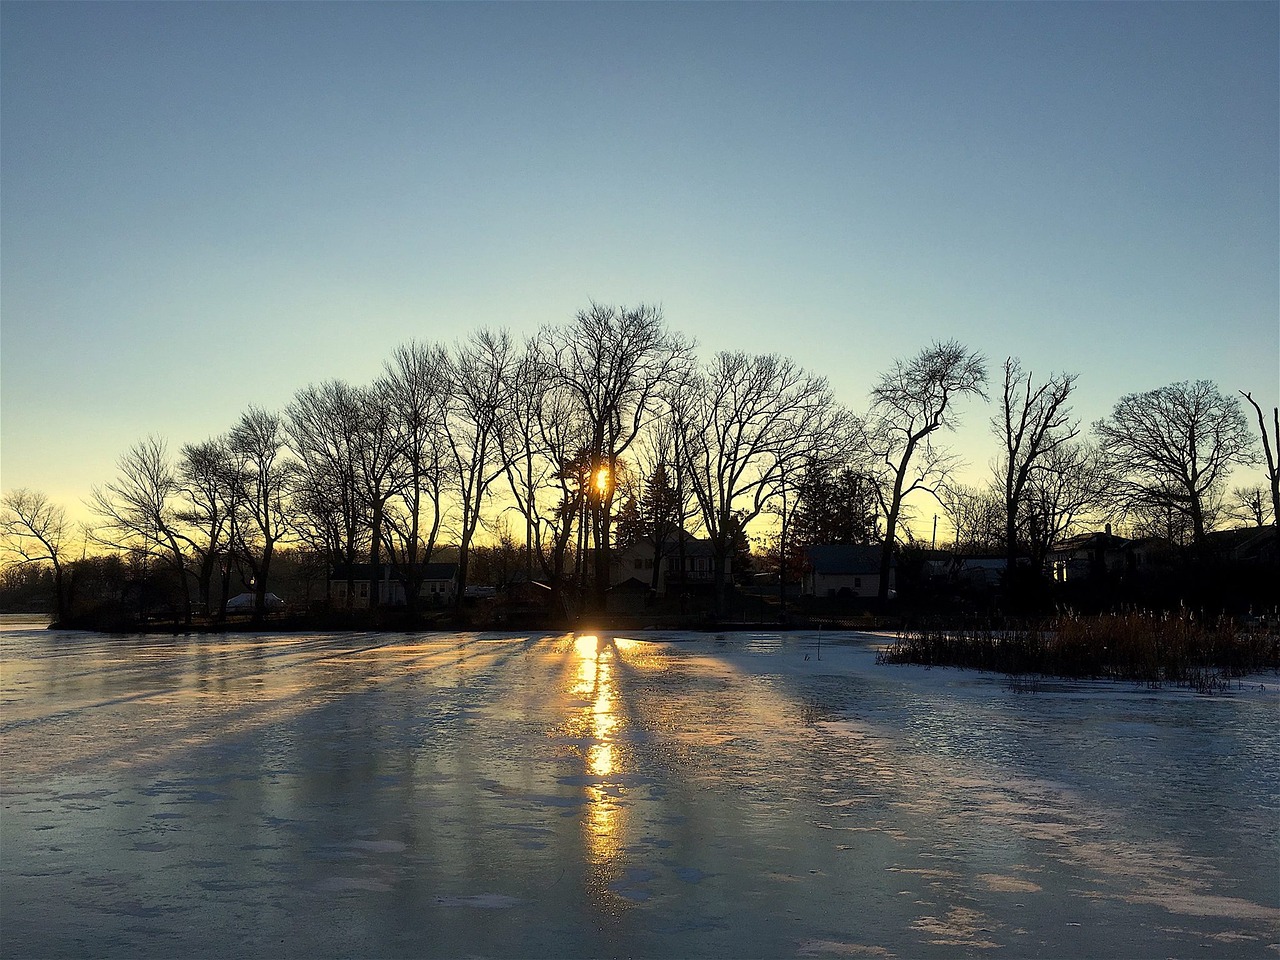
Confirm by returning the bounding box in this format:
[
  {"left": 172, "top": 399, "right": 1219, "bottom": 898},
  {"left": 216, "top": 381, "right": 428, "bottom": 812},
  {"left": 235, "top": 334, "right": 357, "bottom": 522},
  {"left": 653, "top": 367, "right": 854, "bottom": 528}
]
[
  {"left": 1122, "top": 500, "right": 1203, "bottom": 546},
  {"left": 1, "top": 489, "right": 71, "bottom": 622},
  {"left": 540, "top": 303, "right": 695, "bottom": 612},
  {"left": 942, "top": 483, "right": 1006, "bottom": 556},
  {"left": 383, "top": 341, "right": 451, "bottom": 614},
  {"left": 287, "top": 381, "right": 365, "bottom": 606},
  {"left": 679, "top": 351, "right": 846, "bottom": 615},
  {"left": 1230, "top": 485, "right": 1273, "bottom": 528},
  {"left": 497, "top": 339, "right": 563, "bottom": 584},
  {"left": 1021, "top": 439, "right": 1106, "bottom": 568},
  {"left": 88, "top": 437, "right": 196, "bottom": 623},
  {"left": 993, "top": 358, "right": 1078, "bottom": 576},
  {"left": 440, "top": 329, "right": 517, "bottom": 612},
  {"left": 1094, "top": 380, "right": 1255, "bottom": 547},
  {"left": 497, "top": 340, "right": 594, "bottom": 616},
  {"left": 865, "top": 340, "right": 988, "bottom": 601},
  {"left": 1240, "top": 391, "right": 1279, "bottom": 529},
  {"left": 175, "top": 436, "right": 238, "bottom": 616},
  {"left": 353, "top": 380, "right": 401, "bottom": 608},
  {"left": 228, "top": 407, "right": 293, "bottom": 618},
  {"left": 629, "top": 420, "right": 698, "bottom": 595}
]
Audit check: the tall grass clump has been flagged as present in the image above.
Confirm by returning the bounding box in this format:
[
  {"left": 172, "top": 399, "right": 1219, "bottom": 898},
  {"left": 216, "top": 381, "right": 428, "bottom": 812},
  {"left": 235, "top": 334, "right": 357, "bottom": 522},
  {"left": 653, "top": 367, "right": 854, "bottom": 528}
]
[{"left": 878, "top": 610, "right": 1280, "bottom": 692}]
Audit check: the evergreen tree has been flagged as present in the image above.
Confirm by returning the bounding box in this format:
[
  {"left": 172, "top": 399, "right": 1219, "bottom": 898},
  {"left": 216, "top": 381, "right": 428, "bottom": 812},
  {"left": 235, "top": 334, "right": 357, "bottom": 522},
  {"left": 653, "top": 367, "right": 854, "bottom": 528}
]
[
  {"left": 792, "top": 463, "right": 879, "bottom": 548},
  {"left": 613, "top": 495, "right": 643, "bottom": 552}
]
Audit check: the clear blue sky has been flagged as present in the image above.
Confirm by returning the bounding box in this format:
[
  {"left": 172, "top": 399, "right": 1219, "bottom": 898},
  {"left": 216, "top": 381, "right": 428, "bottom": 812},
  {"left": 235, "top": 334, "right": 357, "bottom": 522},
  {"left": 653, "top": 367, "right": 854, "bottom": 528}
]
[{"left": 2, "top": 2, "right": 1276, "bottom": 522}]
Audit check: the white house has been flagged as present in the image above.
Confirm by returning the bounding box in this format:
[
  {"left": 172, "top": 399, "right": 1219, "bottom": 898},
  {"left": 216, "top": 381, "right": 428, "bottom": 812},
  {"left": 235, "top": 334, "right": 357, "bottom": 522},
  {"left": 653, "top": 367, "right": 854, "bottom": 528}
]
[
  {"left": 330, "top": 563, "right": 458, "bottom": 607},
  {"left": 611, "top": 533, "right": 727, "bottom": 595},
  {"left": 803, "top": 545, "right": 893, "bottom": 598}
]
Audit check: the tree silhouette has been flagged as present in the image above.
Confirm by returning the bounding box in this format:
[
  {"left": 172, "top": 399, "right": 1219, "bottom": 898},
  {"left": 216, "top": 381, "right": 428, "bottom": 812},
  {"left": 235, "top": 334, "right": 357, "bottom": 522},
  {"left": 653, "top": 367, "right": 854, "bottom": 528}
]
[
  {"left": 1095, "top": 380, "right": 1254, "bottom": 546},
  {"left": 993, "top": 358, "right": 1077, "bottom": 577},
  {"left": 1240, "top": 391, "right": 1279, "bottom": 529},
  {"left": 866, "top": 340, "right": 988, "bottom": 602},
  {"left": 0, "top": 489, "right": 71, "bottom": 622}
]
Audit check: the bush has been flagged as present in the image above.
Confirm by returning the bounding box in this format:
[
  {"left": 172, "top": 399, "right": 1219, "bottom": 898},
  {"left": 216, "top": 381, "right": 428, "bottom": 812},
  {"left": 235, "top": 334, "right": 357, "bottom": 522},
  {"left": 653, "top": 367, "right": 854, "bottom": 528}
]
[{"left": 878, "top": 610, "right": 1280, "bottom": 692}]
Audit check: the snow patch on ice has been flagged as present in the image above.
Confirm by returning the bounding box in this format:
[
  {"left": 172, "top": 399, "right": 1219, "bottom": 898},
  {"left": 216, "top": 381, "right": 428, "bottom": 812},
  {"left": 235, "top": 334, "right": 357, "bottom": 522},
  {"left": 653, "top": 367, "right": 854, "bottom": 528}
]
[
  {"left": 976, "top": 874, "right": 1042, "bottom": 894},
  {"left": 911, "top": 906, "right": 1001, "bottom": 949}
]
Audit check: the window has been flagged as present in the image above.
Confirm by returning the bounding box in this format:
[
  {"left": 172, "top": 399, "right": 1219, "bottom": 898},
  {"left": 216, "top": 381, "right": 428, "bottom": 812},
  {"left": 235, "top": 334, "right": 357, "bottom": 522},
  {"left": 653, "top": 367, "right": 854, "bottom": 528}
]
[
  {"left": 358, "top": 582, "right": 368, "bottom": 599},
  {"left": 854, "top": 577, "right": 862, "bottom": 588}
]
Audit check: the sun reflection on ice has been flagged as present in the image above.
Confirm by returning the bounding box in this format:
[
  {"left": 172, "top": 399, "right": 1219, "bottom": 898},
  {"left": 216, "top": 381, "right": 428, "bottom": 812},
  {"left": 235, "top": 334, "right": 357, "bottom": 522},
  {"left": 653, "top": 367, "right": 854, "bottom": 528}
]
[{"left": 570, "top": 634, "right": 633, "bottom": 870}]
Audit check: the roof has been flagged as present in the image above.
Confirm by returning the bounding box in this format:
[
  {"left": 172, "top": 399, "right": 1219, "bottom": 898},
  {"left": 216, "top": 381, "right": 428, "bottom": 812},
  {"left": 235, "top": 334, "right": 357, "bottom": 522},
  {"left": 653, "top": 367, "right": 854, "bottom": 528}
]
[
  {"left": 226, "top": 592, "right": 285, "bottom": 609},
  {"left": 609, "top": 577, "right": 652, "bottom": 593},
  {"left": 1202, "top": 526, "right": 1278, "bottom": 559},
  {"left": 620, "top": 535, "right": 717, "bottom": 558},
  {"left": 806, "top": 544, "right": 887, "bottom": 575},
  {"left": 331, "top": 562, "right": 458, "bottom": 581},
  {"left": 1049, "top": 531, "right": 1129, "bottom": 554}
]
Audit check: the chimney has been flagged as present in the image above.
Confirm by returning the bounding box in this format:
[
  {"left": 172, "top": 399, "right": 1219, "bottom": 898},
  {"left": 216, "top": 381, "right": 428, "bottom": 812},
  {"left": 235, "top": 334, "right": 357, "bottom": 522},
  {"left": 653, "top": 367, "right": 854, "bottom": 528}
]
[{"left": 1105, "top": 523, "right": 1112, "bottom": 537}]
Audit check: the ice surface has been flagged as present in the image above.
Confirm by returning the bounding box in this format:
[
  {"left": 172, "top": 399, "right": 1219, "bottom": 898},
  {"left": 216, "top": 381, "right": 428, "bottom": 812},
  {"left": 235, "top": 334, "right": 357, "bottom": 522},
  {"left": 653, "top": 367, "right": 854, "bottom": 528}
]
[{"left": 1, "top": 626, "right": 1276, "bottom": 958}]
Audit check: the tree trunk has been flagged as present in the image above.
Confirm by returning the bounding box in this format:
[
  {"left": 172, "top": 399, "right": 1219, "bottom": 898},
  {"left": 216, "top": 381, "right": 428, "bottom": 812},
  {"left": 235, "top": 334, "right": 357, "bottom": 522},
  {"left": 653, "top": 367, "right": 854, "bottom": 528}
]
[
  {"left": 197, "top": 552, "right": 218, "bottom": 617},
  {"left": 713, "top": 547, "right": 728, "bottom": 620},
  {"left": 878, "top": 496, "right": 903, "bottom": 604},
  {"left": 649, "top": 536, "right": 665, "bottom": 593},
  {"left": 592, "top": 499, "right": 611, "bottom": 615},
  {"left": 254, "top": 543, "right": 273, "bottom": 623},
  {"left": 454, "top": 544, "right": 470, "bottom": 615},
  {"left": 368, "top": 500, "right": 383, "bottom": 609},
  {"left": 52, "top": 560, "right": 67, "bottom": 624},
  {"left": 1005, "top": 509, "right": 1019, "bottom": 577},
  {"left": 878, "top": 445, "right": 914, "bottom": 603},
  {"left": 778, "top": 513, "right": 789, "bottom": 614},
  {"left": 1190, "top": 497, "right": 1206, "bottom": 547}
]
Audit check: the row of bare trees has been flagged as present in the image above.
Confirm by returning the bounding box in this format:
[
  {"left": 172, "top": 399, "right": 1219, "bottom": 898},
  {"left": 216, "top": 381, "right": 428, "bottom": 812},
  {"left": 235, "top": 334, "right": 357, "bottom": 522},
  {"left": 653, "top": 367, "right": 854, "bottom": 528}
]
[
  {"left": 944, "top": 377, "right": 1275, "bottom": 569},
  {"left": 4, "top": 303, "right": 1278, "bottom": 622}
]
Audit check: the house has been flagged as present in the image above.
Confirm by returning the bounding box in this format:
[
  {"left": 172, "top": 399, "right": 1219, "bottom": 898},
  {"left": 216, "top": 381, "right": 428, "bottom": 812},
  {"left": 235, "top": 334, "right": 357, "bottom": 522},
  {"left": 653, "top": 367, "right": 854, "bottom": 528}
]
[
  {"left": 330, "top": 562, "right": 458, "bottom": 607},
  {"left": 1047, "top": 528, "right": 1182, "bottom": 582},
  {"left": 1201, "top": 526, "right": 1279, "bottom": 565},
  {"left": 610, "top": 533, "right": 727, "bottom": 595},
  {"left": 1128, "top": 536, "right": 1178, "bottom": 572},
  {"left": 802, "top": 544, "right": 893, "bottom": 598},
  {"left": 954, "top": 554, "right": 1034, "bottom": 585},
  {"left": 1047, "top": 529, "right": 1130, "bottom": 583}
]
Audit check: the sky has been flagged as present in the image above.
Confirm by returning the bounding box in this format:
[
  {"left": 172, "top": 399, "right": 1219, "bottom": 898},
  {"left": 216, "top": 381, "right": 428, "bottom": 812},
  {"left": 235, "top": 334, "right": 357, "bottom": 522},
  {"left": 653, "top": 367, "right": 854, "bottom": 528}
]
[{"left": 2, "top": 2, "right": 1277, "bottom": 535}]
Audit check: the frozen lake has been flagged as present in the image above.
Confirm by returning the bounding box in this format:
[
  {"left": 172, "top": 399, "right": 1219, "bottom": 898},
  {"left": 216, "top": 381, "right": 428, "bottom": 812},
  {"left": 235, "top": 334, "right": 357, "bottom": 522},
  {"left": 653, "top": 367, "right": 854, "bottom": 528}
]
[{"left": 2, "top": 624, "right": 1277, "bottom": 958}]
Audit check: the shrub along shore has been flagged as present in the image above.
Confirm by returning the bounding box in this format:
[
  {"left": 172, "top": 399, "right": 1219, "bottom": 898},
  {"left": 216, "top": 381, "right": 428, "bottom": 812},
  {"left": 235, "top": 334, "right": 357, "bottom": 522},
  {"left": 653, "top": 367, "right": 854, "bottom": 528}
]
[{"left": 877, "top": 610, "right": 1280, "bottom": 692}]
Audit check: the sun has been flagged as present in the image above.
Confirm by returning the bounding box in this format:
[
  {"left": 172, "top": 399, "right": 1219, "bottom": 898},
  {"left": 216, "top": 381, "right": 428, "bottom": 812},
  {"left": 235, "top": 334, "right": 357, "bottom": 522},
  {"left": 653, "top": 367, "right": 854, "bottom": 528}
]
[{"left": 593, "top": 465, "right": 611, "bottom": 496}]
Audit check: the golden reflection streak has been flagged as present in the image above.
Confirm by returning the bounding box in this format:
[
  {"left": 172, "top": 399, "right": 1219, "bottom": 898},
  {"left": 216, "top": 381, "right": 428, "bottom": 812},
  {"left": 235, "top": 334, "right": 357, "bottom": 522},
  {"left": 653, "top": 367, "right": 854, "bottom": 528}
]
[{"left": 571, "top": 634, "right": 629, "bottom": 869}]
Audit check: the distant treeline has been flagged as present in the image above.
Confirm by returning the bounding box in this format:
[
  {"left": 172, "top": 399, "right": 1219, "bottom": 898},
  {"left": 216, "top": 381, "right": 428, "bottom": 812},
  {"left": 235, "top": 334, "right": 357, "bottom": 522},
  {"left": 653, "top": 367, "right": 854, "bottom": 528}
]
[{"left": 3, "top": 302, "right": 1277, "bottom": 626}]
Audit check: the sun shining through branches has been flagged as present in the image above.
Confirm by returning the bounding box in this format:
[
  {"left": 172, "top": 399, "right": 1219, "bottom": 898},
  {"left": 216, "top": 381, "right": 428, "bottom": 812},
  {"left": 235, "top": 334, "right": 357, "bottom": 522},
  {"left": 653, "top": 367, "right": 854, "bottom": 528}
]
[{"left": 593, "top": 466, "right": 612, "bottom": 499}]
